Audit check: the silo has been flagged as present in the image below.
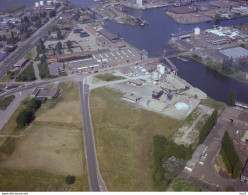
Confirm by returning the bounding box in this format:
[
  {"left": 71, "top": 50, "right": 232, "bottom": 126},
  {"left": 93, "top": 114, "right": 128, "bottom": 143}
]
[
  {"left": 47, "top": 1, "right": 52, "bottom": 5},
  {"left": 35, "top": 2, "right": 40, "bottom": 7},
  {"left": 40, "top": 1, "right": 44, "bottom": 6}
]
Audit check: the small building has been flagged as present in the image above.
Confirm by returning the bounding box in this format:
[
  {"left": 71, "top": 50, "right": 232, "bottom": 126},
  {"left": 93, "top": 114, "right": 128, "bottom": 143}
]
[
  {"left": 122, "top": 93, "right": 141, "bottom": 103},
  {"left": 14, "top": 58, "right": 29, "bottom": 68},
  {"left": 185, "top": 144, "right": 208, "bottom": 172},
  {"left": 241, "top": 160, "right": 248, "bottom": 183},
  {"left": 129, "top": 79, "right": 143, "bottom": 86},
  {"left": 30, "top": 87, "right": 60, "bottom": 99},
  {"left": 50, "top": 31, "right": 57, "bottom": 39},
  {"left": 48, "top": 62, "right": 64, "bottom": 75}
]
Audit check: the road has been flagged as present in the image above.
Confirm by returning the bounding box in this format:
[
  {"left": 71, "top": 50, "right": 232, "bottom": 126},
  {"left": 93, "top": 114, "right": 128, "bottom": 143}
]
[{"left": 79, "top": 81, "right": 103, "bottom": 191}]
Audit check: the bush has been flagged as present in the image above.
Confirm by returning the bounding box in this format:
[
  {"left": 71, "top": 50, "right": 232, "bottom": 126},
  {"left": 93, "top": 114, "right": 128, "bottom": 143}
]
[
  {"left": 37, "top": 62, "right": 51, "bottom": 79},
  {"left": 0, "top": 95, "right": 15, "bottom": 110},
  {"left": 152, "top": 135, "right": 193, "bottom": 187},
  {"left": 16, "top": 110, "right": 35, "bottom": 129},
  {"left": 65, "top": 175, "right": 75, "bottom": 185},
  {"left": 16, "top": 62, "right": 36, "bottom": 82}
]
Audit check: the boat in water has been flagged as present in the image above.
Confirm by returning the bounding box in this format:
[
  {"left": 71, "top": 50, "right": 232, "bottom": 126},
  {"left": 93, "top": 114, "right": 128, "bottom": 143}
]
[{"left": 177, "top": 56, "right": 189, "bottom": 62}]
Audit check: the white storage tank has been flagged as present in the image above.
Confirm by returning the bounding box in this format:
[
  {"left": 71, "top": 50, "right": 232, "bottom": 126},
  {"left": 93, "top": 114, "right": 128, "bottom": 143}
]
[
  {"left": 194, "top": 27, "right": 200, "bottom": 35},
  {"left": 35, "top": 2, "right": 40, "bottom": 7},
  {"left": 136, "top": 0, "right": 143, "bottom": 6},
  {"left": 40, "top": 1, "right": 44, "bottom": 6},
  {"left": 47, "top": 1, "right": 52, "bottom": 5}
]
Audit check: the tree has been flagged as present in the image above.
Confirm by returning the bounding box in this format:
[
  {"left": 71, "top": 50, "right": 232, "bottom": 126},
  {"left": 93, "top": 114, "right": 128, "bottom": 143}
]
[
  {"left": 226, "top": 89, "right": 236, "bottom": 106},
  {"left": 49, "top": 10, "right": 56, "bottom": 18},
  {"left": 26, "top": 98, "right": 42, "bottom": 112},
  {"left": 65, "top": 176, "right": 76, "bottom": 185},
  {"left": 57, "top": 30, "right": 63, "bottom": 39},
  {"left": 66, "top": 40, "right": 72, "bottom": 50},
  {"left": 56, "top": 41, "right": 62, "bottom": 54},
  {"left": 16, "top": 110, "right": 35, "bottom": 128},
  {"left": 36, "top": 38, "right": 46, "bottom": 54}
]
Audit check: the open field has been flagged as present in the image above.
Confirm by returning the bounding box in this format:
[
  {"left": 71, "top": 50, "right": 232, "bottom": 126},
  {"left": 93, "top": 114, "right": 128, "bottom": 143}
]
[
  {"left": 95, "top": 73, "right": 125, "bottom": 82},
  {"left": 90, "top": 87, "right": 184, "bottom": 191},
  {"left": 0, "top": 168, "right": 85, "bottom": 191},
  {"left": 0, "top": 81, "right": 89, "bottom": 191},
  {"left": 0, "top": 126, "right": 84, "bottom": 177}
]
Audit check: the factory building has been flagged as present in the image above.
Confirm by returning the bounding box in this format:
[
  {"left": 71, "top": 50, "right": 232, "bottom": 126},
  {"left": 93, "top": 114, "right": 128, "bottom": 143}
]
[{"left": 219, "top": 47, "right": 248, "bottom": 61}]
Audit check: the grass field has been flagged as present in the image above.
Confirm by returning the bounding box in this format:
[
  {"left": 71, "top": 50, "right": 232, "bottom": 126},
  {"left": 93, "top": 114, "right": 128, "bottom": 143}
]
[
  {"left": 0, "top": 81, "right": 89, "bottom": 191},
  {"left": 90, "top": 87, "right": 184, "bottom": 191},
  {"left": 0, "top": 169, "right": 85, "bottom": 191},
  {"left": 200, "top": 97, "right": 225, "bottom": 114}
]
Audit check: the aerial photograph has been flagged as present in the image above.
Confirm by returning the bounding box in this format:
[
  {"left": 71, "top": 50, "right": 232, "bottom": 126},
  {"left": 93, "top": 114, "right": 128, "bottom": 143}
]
[{"left": 0, "top": 0, "right": 248, "bottom": 193}]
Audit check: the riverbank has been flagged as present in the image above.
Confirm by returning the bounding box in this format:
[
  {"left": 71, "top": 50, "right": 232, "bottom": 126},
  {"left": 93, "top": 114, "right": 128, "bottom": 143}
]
[{"left": 0, "top": 4, "right": 26, "bottom": 13}]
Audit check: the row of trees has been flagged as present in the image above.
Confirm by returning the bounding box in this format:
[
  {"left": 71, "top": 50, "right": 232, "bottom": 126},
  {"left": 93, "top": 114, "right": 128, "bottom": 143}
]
[
  {"left": 16, "top": 98, "right": 42, "bottom": 129},
  {"left": 220, "top": 131, "right": 243, "bottom": 179},
  {"left": 198, "top": 110, "right": 218, "bottom": 144},
  {"left": 152, "top": 135, "right": 193, "bottom": 188}
]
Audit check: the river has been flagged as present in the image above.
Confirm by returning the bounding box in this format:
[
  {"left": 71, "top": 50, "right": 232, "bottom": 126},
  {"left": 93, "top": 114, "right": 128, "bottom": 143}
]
[{"left": 1, "top": 0, "right": 248, "bottom": 103}]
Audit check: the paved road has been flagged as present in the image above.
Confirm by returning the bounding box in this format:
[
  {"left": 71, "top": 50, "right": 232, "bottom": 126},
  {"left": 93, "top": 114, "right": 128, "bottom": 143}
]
[{"left": 79, "top": 81, "right": 101, "bottom": 191}]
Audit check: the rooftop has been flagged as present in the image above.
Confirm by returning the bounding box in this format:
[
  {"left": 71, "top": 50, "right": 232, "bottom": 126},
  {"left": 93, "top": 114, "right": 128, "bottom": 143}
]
[
  {"left": 48, "top": 62, "right": 64, "bottom": 75},
  {"left": 98, "top": 28, "right": 119, "bottom": 41},
  {"left": 219, "top": 47, "right": 248, "bottom": 59}
]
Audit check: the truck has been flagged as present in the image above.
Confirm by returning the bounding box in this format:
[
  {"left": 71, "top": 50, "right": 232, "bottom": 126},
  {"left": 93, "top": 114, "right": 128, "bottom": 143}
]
[{"left": 6, "top": 85, "right": 19, "bottom": 90}]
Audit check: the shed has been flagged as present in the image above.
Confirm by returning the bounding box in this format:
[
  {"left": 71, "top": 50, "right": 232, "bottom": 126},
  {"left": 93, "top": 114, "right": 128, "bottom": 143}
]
[{"left": 98, "top": 28, "right": 119, "bottom": 42}]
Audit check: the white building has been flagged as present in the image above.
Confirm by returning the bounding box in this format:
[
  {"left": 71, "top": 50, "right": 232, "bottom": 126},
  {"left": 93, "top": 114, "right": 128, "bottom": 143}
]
[{"left": 136, "top": 0, "right": 143, "bottom": 7}]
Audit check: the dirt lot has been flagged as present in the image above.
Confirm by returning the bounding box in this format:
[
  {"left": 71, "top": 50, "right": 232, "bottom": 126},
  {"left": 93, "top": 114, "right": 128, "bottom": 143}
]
[
  {"left": 0, "top": 126, "right": 83, "bottom": 177},
  {"left": 36, "top": 101, "right": 82, "bottom": 129}
]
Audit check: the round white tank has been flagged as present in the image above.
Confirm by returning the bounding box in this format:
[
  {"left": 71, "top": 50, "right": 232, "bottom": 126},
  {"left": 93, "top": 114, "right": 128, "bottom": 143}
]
[
  {"left": 194, "top": 27, "right": 200, "bottom": 35},
  {"left": 47, "top": 1, "right": 52, "bottom": 5},
  {"left": 40, "top": 1, "right": 44, "bottom": 6},
  {"left": 35, "top": 2, "right": 40, "bottom": 7}
]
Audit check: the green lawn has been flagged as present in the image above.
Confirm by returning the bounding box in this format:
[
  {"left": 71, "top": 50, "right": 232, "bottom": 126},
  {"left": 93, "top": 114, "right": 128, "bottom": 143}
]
[{"left": 90, "top": 87, "right": 184, "bottom": 191}]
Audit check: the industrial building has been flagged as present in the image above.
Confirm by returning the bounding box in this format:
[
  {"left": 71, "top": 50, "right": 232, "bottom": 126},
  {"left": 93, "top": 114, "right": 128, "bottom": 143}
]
[
  {"left": 209, "top": 1, "right": 233, "bottom": 9},
  {"left": 30, "top": 87, "right": 60, "bottom": 99},
  {"left": 241, "top": 160, "right": 248, "bottom": 183},
  {"left": 128, "top": 79, "right": 143, "bottom": 86},
  {"left": 98, "top": 28, "right": 119, "bottom": 42},
  {"left": 48, "top": 62, "right": 64, "bottom": 75},
  {"left": 68, "top": 58, "right": 99, "bottom": 71},
  {"left": 219, "top": 47, "right": 248, "bottom": 61}
]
